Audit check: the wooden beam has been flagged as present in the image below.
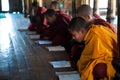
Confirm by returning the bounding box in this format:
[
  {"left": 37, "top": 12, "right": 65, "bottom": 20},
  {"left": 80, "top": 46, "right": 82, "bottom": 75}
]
[
  {"left": 106, "top": 0, "right": 116, "bottom": 23},
  {"left": 117, "top": 0, "right": 120, "bottom": 58},
  {"left": 106, "top": 0, "right": 112, "bottom": 23},
  {"left": 76, "top": 0, "right": 82, "bottom": 9},
  {"left": 72, "top": 0, "right": 76, "bottom": 17},
  {"left": 93, "top": 0, "right": 99, "bottom": 14}
]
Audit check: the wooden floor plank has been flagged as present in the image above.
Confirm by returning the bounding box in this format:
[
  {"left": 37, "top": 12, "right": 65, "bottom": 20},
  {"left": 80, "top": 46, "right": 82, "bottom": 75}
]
[{"left": 0, "top": 13, "right": 74, "bottom": 80}]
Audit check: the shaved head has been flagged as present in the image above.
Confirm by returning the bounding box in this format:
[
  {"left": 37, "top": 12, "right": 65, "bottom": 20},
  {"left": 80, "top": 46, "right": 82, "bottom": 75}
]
[
  {"left": 50, "top": 1, "right": 60, "bottom": 10},
  {"left": 77, "top": 4, "right": 92, "bottom": 17}
]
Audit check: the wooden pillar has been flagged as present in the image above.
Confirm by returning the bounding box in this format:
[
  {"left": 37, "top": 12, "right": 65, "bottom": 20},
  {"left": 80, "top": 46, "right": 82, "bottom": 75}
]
[
  {"left": 118, "top": 0, "right": 120, "bottom": 58},
  {"left": 42, "top": 0, "right": 46, "bottom": 7},
  {"left": 81, "top": 0, "right": 89, "bottom": 4},
  {"left": 63, "top": 0, "right": 72, "bottom": 15},
  {"left": 64, "top": 0, "right": 68, "bottom": 9},
  {"left": 106, "top": 0, "right": 116, "bottom": 23},
  {"left": 76, "top": 0, "right": 89, "bottom": 8},
  {"left": 76, "top": 0, "right": 82, "bottom": 8},
  {"left": 37, "top": 0, "right": 43, "bottom": 6},
  {"left": 81, "top": 0, "right": 85, "bottom": 4},
  {"left": 42, "top": 0, "right": 51, "bottom": 8},
  {"left": 88, "top": 0, "right": 90, "bottom": 5},
  {"left": 22, "top": 0, "right": 25, "bottom": 13},
  {"left": 72, "top": 0, "right": 76, "bottom": 17},
  {"left": 111, "top": 0, "right": 116, "bottom": 18},
  {"left": 28, "top": 0, "right": 33, "bottom": 15},
  {"left": 86, "top": 0, "right": 89, "bottom": 4},
  {"left": 18, "top": 0, "right": 23, "bottom": 13},
  {"left": 93, "top": 0, "right": 99, "bottom": 14},
  {"left": 23, "top": 0, "right": 27, "bottom": 17}
]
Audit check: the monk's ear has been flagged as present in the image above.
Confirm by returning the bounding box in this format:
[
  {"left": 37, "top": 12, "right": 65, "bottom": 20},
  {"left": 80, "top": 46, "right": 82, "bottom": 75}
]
[
  {"left": 84, "top": 15, "right": 91, "bottom": 21},
  {"left": 87, "top": 15, "right": 91, "bottom": 20},
  {"left": 80, "top": 28, "right": 86, "bottom": 34},
  {"left": 52, "top": 15, "right": 55, "bottom": 19}
]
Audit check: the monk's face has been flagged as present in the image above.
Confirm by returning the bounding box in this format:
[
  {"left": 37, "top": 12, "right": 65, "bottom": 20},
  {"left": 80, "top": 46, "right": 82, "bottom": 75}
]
[
  {"left": 70, "top": 30, "right": 84, "bottom": 42},
  {"left": 32, "top": 6, "right": 37, "bottom": 10},
  {"left": 51, "top": 4, "right": 59, "bottom": 11},
  {"left": 45, "top": 15, "right": 56, "bottom": 24}
]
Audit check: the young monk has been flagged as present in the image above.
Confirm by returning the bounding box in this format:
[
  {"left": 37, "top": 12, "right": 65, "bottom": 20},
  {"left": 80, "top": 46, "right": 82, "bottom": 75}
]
[
  {"left": 41, "top": 9, "right": 72, "bottom": 48},
  {"left": 28, "top": 1, "right": 47, "bottom": 34},
  {"left": 50, "top": 1, "right": 71, "bottom": 24},
  {"left": 70, "top": 4, "right": 117, "bottom": 64},
  {"left": 69, "top": 17, "right": 118, "bottom": 80},
  {"left": 77, "top": 4, "right": 117, "bottom": 33}
]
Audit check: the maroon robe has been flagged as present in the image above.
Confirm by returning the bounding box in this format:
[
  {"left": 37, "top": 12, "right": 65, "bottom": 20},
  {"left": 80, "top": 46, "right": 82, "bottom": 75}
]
[
  {"left": 93, "top": 13, "right": 101, "bottom": 19},
  {"left": 28, "top": 7, "right": 47, "bottom": 33},
  {"left": 56, "top": 10, "right": 72, "bottom": 25},
  {"left": 93, "top": 13, "right": 117, "bottom": 33},
  {"left": 93, "top": 19, "right": 117, "bottom": 33},
  {"left": 41, "top": 12, "right": 72, "bottom": 45}
]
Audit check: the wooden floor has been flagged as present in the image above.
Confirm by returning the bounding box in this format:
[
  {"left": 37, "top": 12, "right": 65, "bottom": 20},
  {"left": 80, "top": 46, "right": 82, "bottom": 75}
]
[{"left": 0, "top": 13, "right": 74, "bottom": 80}]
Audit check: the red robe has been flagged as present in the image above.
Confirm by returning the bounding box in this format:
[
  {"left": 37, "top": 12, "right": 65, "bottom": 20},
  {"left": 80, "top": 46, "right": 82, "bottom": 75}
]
[
  {"left": 56, "top": 10, "right": 72, "bottom": 25},
  {"left": 28, "top": 7, "right": 47, "bottom": 33},
  {"left": 93, "top": 19, "right": 117, "bottom": 33},
  {"left": 93, "top": 13, "right": 117, "bottom": 33},
  {"left": 41, "top": 12, "right": 72, "bottom": 45}
]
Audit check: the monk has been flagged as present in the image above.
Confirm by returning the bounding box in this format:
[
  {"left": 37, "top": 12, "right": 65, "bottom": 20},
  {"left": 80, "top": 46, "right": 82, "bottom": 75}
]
[
  {"left": 41, "top": 9, "right": 72, "bottom": 48},
  {"left": 69, "top": 17, "right": 118, "bottom": 80},
  {"left": 28, "top": 1, "right": 47, "bottom": 34},
  {"left": 50, "top": 1, "right": 71, "bottom": 24},
  {"left": 70, "top": 4, "right": 117, "bottom": 64},
  {"left": 76, "top": 4, "right": 117, "bottom": 33}
]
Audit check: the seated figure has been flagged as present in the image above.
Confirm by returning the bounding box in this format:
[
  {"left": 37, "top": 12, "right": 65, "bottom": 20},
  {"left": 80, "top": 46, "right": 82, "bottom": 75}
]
[{"left": 69, "top": 17, "right": 118, "bottom": 80}]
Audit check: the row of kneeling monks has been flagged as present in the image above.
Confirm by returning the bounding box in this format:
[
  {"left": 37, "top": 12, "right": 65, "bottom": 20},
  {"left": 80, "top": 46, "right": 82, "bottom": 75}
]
[{"left": 26, "top": 1, "right": 119, "bottom": 80}]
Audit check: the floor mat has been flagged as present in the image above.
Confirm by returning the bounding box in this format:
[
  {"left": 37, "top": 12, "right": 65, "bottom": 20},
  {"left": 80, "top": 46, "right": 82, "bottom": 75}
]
[{"left": 0, "top": 13, "right": 6, "bottom": 19}]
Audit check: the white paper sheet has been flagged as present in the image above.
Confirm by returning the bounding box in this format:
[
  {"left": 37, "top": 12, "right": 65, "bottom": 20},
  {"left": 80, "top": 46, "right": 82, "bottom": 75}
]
[
  {"left": 30, "top": 35, "right": 40, "bottom": 40},
  {"left": 38, "top": 40, "right": 52, "bottom": 45},
  {"left": 49, "top": 61, "right": 71, "bottom": 68},
  {"left": 56, "top": 71, "right": 78, "bottom": 75},
  {"left": 27, "top": 31, "right": 36, "bottom": 35},
  {"left": 58, "top": 73, "right": 81, "bottom": 80},
  {"left": 46, "top": 46, "right": 65, "bottom": 51},
  {"left": 18, "top": 27, "right": 28, "bottom": 31}
]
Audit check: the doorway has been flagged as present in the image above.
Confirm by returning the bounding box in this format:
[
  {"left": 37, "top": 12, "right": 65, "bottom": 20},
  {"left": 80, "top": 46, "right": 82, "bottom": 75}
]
[{"left": 1, "top": 0, "right": 9, "bottom": 11}]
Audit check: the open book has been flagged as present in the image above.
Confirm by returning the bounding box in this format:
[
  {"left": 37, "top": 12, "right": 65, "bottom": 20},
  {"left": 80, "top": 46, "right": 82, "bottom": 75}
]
[
  {"left": 46, "top": 46, "right": 65, "bottom": 51},
  {"left": 27, "top": 31, "right": 36, "bottom": 35},
  {"left": 57, "top": 73, "right": 81, "bottom": 80},
  {"left": 30, "top": 35, "right": 40, "bottom": 40},
  {"left": 38, "top": 40, "right": 52, "bottom": 45},
  {"left": 56, "top": 71, "right": 78, "bottom": 75},
  {"left": 49, "top": 60, "right": 71, "bottom": 68},
  {"left": 56, "top": 71, "right": 81, "bottom": 80}
]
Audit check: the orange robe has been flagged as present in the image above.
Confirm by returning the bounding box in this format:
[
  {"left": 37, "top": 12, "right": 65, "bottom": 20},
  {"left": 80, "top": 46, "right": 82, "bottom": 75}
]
[
  {"left": 77, "top": 24, "right": 118, "bottom": 80},
  {"left": 71, "top": 13, "right": 117, "bottom": 63}
]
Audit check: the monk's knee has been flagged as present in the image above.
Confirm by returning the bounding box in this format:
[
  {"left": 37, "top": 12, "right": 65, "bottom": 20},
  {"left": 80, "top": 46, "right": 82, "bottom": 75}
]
[{"left": 93, "top": 63, "right": 107, "bottom": 79}]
